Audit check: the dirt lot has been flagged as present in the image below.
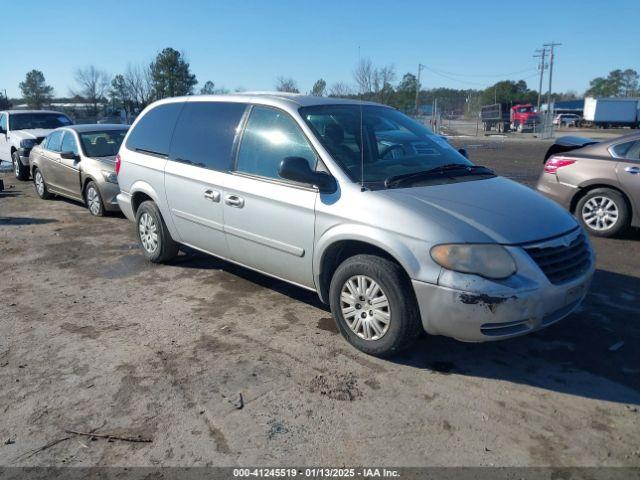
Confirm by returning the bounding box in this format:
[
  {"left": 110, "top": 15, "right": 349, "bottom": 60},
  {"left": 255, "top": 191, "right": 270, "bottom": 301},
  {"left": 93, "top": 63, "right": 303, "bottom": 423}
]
[{"left": 0, "top": 139, "right": 639, "bottom": 467}]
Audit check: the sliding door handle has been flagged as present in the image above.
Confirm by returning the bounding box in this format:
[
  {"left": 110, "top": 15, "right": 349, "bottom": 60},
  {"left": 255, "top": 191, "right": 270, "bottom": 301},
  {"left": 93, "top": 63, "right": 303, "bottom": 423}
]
[{"left": 224, "top": 194, "right": 244, "bottom": 208}]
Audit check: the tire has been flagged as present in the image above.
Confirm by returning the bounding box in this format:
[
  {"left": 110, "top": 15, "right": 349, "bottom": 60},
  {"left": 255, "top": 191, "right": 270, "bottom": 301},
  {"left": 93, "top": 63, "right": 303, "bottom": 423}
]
[
  {"left": 85, "top": 181, "right": 105, "bottom": 217},
  {"left": 576, "top": 188, "right": 630, "bottom": 238},
  {"left": 12, "top": 151, "right": 29, "bottom": 181},
  {"left": 135, "top": 200, "right": 179, "bottom": 263},
  {"left": 33, "top": 168, "right": 52, "bottom": 199},
  {"left": 329, "top": 254, "right": 422, "bottom": 357}
]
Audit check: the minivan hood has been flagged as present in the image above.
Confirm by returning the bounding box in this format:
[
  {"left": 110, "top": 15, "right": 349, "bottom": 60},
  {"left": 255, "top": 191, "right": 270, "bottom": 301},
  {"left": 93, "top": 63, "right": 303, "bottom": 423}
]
[
  {"left": 379, "top": 176, "right": 578, "bottom": 244},
  {"left": 11, "top": 128, "right": 54, "bottom": 140}
]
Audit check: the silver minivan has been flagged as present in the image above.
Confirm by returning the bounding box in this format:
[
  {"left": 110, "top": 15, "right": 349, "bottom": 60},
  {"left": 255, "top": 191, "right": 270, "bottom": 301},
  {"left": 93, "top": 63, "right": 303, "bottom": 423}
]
[{"left": 116, "top": 93, "right": 594, "bottom": 356}]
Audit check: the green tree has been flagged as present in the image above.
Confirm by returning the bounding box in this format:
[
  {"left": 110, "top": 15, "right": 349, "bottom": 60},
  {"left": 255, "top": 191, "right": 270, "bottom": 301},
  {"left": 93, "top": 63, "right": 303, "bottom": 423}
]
[
  {"left": 479, "top": 80, "right": 537, "bottom": 107},
  {"left": 110, "top": 74, "right": 130, "bottom": 112},
  {"left": 0, "top": 91, "right": 11, "bottom": 110},
  {"left": 585, "top": 69, "right": 639, "bottom": 97},
  {"left": 200, "top": 80, "right": 216, "bottom": 94},
  {"left": 395, "top": 73, "right": 418, "bottom": 112},
  {"left": 310, "top": 79, "right": 326, "bottom": 96},
  {"left": 19, "top": 70, "right": 53, "bottom": 109},
  {"left": 150, "top": 48, "right": 198, "bottom": 99}
]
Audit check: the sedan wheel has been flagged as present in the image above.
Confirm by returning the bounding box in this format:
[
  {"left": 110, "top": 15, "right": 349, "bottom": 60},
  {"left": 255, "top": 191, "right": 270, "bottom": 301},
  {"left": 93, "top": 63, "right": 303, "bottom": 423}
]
[
  {"left": 85, "top": 182, "right": 104, "bottom": 217},
  {"left": 581, "top": 196, "right": 618, "bottom": 232},
  {"left": 33, "top": 169, "right": 51, "bottom": 199}
]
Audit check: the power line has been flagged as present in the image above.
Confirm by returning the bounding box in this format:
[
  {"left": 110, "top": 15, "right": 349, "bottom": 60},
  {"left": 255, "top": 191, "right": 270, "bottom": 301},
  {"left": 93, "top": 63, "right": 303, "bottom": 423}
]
[{"left": 423, "top": 65, "right": 538, "bottom": 78}]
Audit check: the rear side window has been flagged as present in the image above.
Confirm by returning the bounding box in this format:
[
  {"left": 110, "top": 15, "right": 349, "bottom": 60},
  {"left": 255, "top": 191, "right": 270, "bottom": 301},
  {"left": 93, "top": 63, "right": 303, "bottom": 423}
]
[
  {"left": 169, "top": 102, "right": 247, "bottom": 171},
  {"left": 125, "top": 102, "right": 183, "bottom": 156},
  {"left": 236, "top": 106, "right": 316, "bottom": 180},
  {"left": 612, "top": 140, "right": 640, "bottom": 160},
  {"left": 46, "top": 130, "right": 64, "bottom": 152}
]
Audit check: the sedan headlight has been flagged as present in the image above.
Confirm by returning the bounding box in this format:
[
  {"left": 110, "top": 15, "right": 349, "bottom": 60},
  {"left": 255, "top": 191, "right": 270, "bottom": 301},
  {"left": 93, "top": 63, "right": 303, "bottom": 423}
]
[
  {"left": 430, "top": 244, "right": 516, "bottom": 279},
  {"left": 101, "top": 170, "right": 118, "bottom": 184},
  {"left": 20, "top": 139, "right": 37, "bottom": 149}
]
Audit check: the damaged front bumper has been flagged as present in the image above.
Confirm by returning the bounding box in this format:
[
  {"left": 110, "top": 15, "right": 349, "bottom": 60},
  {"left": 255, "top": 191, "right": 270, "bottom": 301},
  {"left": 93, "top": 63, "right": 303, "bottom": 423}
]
[{"left": 412, "top": 238, "right": 595, "bottom": 342}]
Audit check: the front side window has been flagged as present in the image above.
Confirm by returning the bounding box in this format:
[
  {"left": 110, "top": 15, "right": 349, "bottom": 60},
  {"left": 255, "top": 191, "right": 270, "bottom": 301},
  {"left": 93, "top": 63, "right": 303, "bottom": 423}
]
[
  {"left": 125, "top": 102, "right": 183, "bottom": 156},
  {"left": 80, "top": 129, "right": 128, "bottom": 157},
  {"left": 236, "top": 106, "right": 316, "bottom": 180},
  {"left": 61, "top": 132, "right": 79, "bottom": 155},
  {"left": 0, "top": 114, "right": 6, "bottom": 132},
  {"left": 45, "top": 130, "right": 64, "bottom": 152},
  {"left": 300, "top": 104, "right": 473, "bottom": 186},
  {"left": 10, "top": 113, "right": 72, "bottom": 130},
  {"left": 169, "top": 101, "right": 247, "bottom": 171}
]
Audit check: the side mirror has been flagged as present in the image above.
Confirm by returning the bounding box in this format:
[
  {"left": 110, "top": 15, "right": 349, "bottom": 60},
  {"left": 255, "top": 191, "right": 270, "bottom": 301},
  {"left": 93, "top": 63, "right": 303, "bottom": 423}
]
[
  {"left": 278, "top": 157, "right": 337, "bottom": 193},
  {"left": 458, "top": 148, "right": 469, "bottom": 159},
  {"left": 61, "top": 151, "right": 79, "bottom": 161}
]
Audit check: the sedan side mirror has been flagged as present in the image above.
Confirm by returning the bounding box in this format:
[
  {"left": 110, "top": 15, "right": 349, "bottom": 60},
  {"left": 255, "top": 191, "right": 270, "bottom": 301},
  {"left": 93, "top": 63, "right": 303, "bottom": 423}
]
[
  {"left": 458, "top": 148, "right": 469, "bottom": 159},
  {"left": 60, "top": 151, "right": 79, "bottom": 161},
  {"left": 278, "top": 157, "right": 337, "bottom": 193}
]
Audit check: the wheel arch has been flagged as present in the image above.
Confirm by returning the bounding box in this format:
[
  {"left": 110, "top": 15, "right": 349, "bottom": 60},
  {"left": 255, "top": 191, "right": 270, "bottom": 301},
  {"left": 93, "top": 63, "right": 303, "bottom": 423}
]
[
  {"left": 129, "top": 181, "right": 161, "bottom": 216},
  {"left": 314, "top": 227, "right": 421, "bottom": 304},
  {"left": 570, "top": 182, "right": 633, "bottom": 217}
]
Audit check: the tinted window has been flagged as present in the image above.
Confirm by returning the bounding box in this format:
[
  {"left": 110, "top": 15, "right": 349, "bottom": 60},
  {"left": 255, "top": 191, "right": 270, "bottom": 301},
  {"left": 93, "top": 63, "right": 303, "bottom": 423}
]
[
  {"left": 169, "top": 102, "right": 246, "bottom": 171},
  {"left": 0, "top": 114, "right": 6, "bottom": 132},
  {"left": 10, "top": 113, "right": 72, "bottom": 130},
  {"left": 236, "top": 106, "right": 316, "bottom": 180},
  {"left": 612, "top": 140, "right": 640, "bottom": 160},
  {"left": 125, "top": 102, "right": 183, "bottom": 156},
  {"left": 61, "top": 132, "right": 79, "bottom": 155},
  {"left": 46, "top": 130, "right": 64, "bottom": 152}
]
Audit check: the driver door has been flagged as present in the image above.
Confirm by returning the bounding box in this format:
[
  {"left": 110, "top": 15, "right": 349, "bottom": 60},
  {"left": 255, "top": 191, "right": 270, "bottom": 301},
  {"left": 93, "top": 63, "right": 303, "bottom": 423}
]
[
  {"left": 0, "top": 114, "right": 9, "bottom": 162},
  {"left": 46, "top": 130, "right": 82, "bottom": 200}
]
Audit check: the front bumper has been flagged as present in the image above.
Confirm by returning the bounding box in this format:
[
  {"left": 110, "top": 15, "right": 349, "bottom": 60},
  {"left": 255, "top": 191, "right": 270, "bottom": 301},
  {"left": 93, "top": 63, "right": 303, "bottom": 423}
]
[
  {"left": 100, "top": 182, "right": 122, "bottom": 212},
  {"left": 17, "top": 150, "right": 30, "bottom": 166},
  {"left": 412, "top": 234, "right": 595, "bottom": 342}
]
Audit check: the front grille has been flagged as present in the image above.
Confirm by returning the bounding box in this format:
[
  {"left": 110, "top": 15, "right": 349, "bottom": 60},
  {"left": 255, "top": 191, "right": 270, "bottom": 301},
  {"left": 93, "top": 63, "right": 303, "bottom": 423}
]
[{"left": 524, "top": 232, "right": 591, "bottom": 284}]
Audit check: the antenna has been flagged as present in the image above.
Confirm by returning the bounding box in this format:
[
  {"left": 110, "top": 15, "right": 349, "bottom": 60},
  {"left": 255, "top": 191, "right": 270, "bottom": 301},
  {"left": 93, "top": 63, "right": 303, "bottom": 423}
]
[{"left": 358, "top": 45, "right": 365, "bottom": 192}]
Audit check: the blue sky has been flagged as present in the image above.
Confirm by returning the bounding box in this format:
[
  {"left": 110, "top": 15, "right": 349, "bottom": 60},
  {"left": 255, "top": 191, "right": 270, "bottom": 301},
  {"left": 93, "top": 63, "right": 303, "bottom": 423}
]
[{"left": 3, "top": 0, "right": 639, "bottom": 98}]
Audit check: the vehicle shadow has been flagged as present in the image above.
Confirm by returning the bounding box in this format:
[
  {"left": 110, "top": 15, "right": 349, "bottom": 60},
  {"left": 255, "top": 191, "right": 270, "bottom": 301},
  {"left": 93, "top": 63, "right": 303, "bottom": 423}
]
[
  {"left": 0, "top": 217, "right": 58, "bottom": 226},
  {"left": 392, "top": 268, "right": 640, "bottom": 405},
  {"left": 169, "top": 248, "right": 327, "bottom": 310}
]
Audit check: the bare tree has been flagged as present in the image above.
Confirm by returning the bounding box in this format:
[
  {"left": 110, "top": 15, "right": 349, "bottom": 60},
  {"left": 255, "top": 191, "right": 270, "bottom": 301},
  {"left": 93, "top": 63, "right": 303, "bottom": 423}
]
[
  {"left": 353, "top": 58, "right": 375, "bottom": 93},
  {"left": 124, "top": 63, "right": 154, "bottom": 111},
  {"left": 275, "top": 77, "right": 299, "bottom": 93},
  {"left": 328, "top": 82, "right": 354, "bottom": 98},
  {"left": 72, "top": 65, "right": 110, "bottom": 117}
]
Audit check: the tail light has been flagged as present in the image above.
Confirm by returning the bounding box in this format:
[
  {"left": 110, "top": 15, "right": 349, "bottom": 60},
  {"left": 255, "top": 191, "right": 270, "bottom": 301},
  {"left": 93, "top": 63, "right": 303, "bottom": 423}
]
[
  {"left": 544, "top": 156, "right": 576, "bottom": 174},
  {"left": 115, "top": 154, "right": 121, "bottom": 175}
]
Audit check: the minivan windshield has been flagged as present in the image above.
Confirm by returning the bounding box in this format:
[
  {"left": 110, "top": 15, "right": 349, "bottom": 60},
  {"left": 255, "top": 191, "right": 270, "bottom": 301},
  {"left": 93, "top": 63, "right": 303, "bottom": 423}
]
[
  {"left": 299, "top": 105, "right": 478, "bottom": 187},
  {"left": 11, "top": 113, "right": 72, "bottom": 130}
]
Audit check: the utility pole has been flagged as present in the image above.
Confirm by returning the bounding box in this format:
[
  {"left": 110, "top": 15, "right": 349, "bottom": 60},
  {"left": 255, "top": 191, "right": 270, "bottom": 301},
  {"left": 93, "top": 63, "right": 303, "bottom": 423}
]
[
  {"left": 415, "top": 63, "right": 425, "bottom": 115},
  {"left": 533, "top": 47, "right": 547, "bottom": 111},
  {"left": 544, "top": 42, "right": 562, "bottom": 124}
]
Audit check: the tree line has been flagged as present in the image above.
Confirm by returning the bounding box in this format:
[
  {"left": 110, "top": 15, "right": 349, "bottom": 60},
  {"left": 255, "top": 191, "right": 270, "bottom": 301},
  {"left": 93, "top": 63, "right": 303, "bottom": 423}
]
[{"left": 7, "top": 48, "right": 640, "bottom": 119}]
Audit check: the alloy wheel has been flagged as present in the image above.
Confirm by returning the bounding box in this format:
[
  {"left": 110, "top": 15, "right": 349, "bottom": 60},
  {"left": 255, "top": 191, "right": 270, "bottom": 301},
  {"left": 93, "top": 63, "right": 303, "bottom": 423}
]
[
  {"left": 86, "top": 187, "right": 101, "bottom": 215},
  {"left": 340, "top": 275, "right": 391, "bottom": 341},
  {"left": 582, "top": 196, "right": 619, "bottom": 231},
  {"left": 34, "top": 171, "right": 45, "bottom": 197},
  {"left": 138, "top": 212, "right": 159, "bottom": 253}
]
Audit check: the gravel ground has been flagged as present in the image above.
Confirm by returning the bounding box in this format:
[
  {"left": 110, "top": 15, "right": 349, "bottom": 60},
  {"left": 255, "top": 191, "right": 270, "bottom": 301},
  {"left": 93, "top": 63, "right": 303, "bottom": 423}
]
[{"left": 0, "top": 139, "right": 639, "bottom": 467}]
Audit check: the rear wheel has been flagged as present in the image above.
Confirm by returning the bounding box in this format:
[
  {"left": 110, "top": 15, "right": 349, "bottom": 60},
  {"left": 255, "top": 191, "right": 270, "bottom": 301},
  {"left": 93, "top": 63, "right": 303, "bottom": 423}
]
[
  {"left": 329, "top": 254, "right": 422, "bottom": 357},
  {"left": 576, "top": 188, "right": 629, "bottom": 237},
  {"left": 33, "top": 168, "right": 52, "bottom": 199},
  {"left": 135, "top": 200, "right": 179, "bottom": 263},
  {"left": 12, "top": 151, "right": 29, "bottom": 181}
]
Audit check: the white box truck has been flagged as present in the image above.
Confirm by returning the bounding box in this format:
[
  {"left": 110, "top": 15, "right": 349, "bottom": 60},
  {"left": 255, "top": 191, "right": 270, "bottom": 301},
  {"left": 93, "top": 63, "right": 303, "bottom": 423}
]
[{"left": 582, "top": 97, "right": 639, "bottom": 128}]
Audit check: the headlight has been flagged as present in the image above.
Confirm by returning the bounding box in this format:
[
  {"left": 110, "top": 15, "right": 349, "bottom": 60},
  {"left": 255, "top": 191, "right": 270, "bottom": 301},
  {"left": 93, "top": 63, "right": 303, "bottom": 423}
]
[
  {"left": 430, "top": 244, "right": 516, "bottom": 279},
  {"left": 101, "top": 170, "right": 118, "bottom": 184},
  {"left": 20, "top": 139, "right": 37, "bottom": 149}
]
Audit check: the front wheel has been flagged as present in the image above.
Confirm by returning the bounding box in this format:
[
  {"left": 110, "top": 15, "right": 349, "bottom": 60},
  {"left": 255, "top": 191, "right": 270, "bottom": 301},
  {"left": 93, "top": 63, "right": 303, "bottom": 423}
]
[
  {"left": 33, "top": 168, "right": 52, "bottom": 199},
  {"left": 329, "top": 254, "right": 422, "bottom": 357},
  {"left": 85, "top": 181, "right": 105, "bottom": 217},
  {"left": 576, "top": 188, "right": 629, "bottom": 237},
  {"left": 135, "top": 200, "right": 179, "bottom": 263},
  {"left": 13, "top": 151, "right": 29, "bottom": 181}
]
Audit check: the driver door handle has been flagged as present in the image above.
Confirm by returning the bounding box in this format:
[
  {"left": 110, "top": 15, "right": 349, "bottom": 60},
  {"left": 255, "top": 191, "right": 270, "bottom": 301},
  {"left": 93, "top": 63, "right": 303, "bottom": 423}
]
[
  {"left": 624, "top": 166, "right": 640, "bottom": 175},
  {"left": 224, "top": 194, "right": 244, "bottom": 208},
  {"left": 203, "top": 189, "right": 220, "bottom": 202}
]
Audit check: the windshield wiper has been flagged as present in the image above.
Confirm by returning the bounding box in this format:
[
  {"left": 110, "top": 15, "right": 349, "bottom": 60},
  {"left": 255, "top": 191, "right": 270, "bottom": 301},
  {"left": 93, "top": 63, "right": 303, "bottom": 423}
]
[{"left": 384, "top": 164, "right": 494, "bottom": 188}]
